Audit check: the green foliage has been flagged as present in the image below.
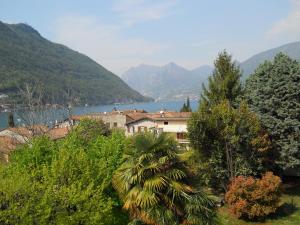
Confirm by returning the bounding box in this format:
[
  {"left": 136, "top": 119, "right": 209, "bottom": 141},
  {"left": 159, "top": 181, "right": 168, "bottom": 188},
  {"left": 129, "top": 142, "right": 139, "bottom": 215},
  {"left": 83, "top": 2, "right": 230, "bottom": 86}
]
[
  {"left": 244, "top": 53, "right": 300, "bottom": 172},
  {"left": 0, "top": 120, "right": 129, "bottom": 224},
  {"left": 67, "top": 119, "right": 111, "bottom": 146},
  {"left": 0, "top": 21, "right": 150, "bottom": 105},
  {"left": 225, "top": 172, "right": 282, "bottom": 219},
  {"left": 188, "top": 100, "right": 271, "bottom": 191},
  {"left": 180, "top": 97, "right": 192, "bottom": 112},
  {"left": 113, "top": 133, "right": 217, "bottom": 225},
  {"left": 200, "top": 50, "right": 242, "bottom": 108}
]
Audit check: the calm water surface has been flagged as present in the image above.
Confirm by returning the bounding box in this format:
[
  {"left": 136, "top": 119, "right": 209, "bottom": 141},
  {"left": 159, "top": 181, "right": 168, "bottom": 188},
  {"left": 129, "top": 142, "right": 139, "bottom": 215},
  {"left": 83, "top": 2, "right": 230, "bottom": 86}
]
[{"left": 0, "top": 100, "right": 198, "bottom": 128}]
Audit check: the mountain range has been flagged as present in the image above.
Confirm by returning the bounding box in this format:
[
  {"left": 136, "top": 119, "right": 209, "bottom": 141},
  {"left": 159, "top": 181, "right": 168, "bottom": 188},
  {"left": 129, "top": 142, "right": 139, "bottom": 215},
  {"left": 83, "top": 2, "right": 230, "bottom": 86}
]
[
  {"left": 0, "top": 21, "right": 151, "bottom": 106},
  {"left": 121, "top": 63, "right": 212, "bottom": 101},
  {"left": 122, "top": 42, "right": 300, "bottom": 101}
]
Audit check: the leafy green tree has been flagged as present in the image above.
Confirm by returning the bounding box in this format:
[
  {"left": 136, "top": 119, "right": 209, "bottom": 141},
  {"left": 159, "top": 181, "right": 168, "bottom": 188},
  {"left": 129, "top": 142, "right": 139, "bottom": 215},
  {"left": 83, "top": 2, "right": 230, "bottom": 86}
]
[
  {"left": 200, "top": 51, "right": 242, "bottom": 108},
  {"left": 113, "top": 133, "right": 217, "bottom": 225},
  {"left": 188, "top": 100, "right": 271, "bottom": 191},
  {"left": 180, "top": 97, "right": 192, "bottom": 112},
  {"left": 67, "top": 118, "right": 111, "bottom": 146},
  {"left": 0, "top": 120, "right": 128, "bottom": 225},
  {"left": 244, "top": 53, "right": 300, "bottom": 173}
]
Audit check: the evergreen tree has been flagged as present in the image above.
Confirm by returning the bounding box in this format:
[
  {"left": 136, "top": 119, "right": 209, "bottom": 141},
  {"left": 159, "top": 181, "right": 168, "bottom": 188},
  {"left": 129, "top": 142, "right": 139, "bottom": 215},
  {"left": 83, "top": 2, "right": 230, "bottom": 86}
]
[
  {"left": 8, "top": 112, "right": 14, "bottom": 127},
  {"left": 188, "top": 52, "right": 269, "bottom": 191},
  {"left": 244, "top": 53, "right": 300, "bottom": 172},
  {"left": 180, "top": 97, "right": 192, "bottom": 112},
  {"left": 180, "top": 102, "right": 187, "bottom": 112},
  {"left": 200, "top": 50, "right": 242, "bottom": 108},
  {"left": 186, "top": 96, "right": 191, "bottom": 111}
]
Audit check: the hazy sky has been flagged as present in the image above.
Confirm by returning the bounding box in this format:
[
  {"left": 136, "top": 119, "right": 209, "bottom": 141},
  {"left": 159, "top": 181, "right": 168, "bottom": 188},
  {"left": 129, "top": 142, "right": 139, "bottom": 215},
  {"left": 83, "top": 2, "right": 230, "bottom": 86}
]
[{"left": 1, "top": 0, "right": 300, "bottom": 74}]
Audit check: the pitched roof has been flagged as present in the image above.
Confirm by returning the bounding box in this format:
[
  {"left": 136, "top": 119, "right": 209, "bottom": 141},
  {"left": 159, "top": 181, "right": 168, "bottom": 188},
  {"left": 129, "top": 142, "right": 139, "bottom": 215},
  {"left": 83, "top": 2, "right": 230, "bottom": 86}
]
[
  {"left": 125, "top": 111, "right": 192, "bottom": 125},
  {"left": 47, "top": 127, "right": 70, "bottom": 140},
  {"left": 0, "top": 136, "right": 21, "bottom": 154},
  {"left": 71, "top": 109, "right": 148, "bottom": 121}
]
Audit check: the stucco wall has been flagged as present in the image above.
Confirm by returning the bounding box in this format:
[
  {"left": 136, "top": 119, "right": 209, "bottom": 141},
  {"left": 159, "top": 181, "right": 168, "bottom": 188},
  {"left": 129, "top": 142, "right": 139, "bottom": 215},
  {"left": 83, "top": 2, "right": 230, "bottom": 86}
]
[
  {"left": 126, "top": 119, "right": 157, "bottom": 135},
  {"left": 156, "top": 120, "right": 187, "bottom": 133}
]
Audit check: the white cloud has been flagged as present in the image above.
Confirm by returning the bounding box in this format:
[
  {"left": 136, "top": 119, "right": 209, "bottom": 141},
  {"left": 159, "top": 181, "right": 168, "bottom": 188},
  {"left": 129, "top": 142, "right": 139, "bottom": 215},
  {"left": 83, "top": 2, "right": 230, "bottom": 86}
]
[
  {"left": 53, "top": 15, "right": 166, "bottom": 74},
  {"left": 112, "top": 0, "right": 179, "bottom": 26},
  {"left": 266, "top": 0, "right": 300, "bottom": 41}
]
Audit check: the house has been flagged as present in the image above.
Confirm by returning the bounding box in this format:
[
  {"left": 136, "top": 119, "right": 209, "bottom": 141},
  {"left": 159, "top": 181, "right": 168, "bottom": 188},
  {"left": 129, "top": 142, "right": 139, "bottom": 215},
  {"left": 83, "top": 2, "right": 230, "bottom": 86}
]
[
  {"left": 71, "top": 110, "right": 191, "bottom": 144},
  {"left": 71, "top": 109, "right": 147, "bottom": 130},
  {"left": 125, "top": 111, "right": 191, "bottom": 145},
  {"left": 71, "top": 109, "right": 191, "bottom": 145}
]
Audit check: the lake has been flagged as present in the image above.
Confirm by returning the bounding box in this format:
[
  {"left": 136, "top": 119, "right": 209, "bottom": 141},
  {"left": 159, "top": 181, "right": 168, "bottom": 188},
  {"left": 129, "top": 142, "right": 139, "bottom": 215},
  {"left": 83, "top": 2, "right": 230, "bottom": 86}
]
[{"left": 0, "top": 100, "right": 199, "bottom": 129}]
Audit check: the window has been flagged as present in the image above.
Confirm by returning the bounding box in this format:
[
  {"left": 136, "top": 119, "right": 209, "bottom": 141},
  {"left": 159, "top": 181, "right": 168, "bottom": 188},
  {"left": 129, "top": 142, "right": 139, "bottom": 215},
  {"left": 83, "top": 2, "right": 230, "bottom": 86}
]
[
  {"left": 164, "top": 121, "right": 168, "bottom": 125},
  {"left": 138, "top": 126, "right": 148, "bottom": 133},
  {"left": 105, "top": 123, "right": 110, "bottom": 128},
  {"left": 113, "top": 122, "right": 118, "bottom": 127},
  {"left": 176, "top": 132, "right": 187, "bottom": 140}
]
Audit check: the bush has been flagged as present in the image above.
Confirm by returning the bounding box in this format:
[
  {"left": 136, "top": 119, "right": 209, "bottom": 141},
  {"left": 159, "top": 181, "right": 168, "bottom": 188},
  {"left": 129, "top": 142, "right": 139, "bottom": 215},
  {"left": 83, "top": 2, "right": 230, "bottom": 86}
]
[
  {"left": 225, "top": 172, "right": 281, "bottom": 219},
  {"left": 0, "top": 120, "right": 128, "bottom": 225}
]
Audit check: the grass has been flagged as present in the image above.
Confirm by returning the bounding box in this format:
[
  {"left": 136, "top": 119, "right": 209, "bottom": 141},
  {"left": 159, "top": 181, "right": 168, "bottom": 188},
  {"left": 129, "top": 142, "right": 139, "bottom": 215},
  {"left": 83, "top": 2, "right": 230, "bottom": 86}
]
[{"left": 218, "top": 179, "right": 300, "bottom": 225}]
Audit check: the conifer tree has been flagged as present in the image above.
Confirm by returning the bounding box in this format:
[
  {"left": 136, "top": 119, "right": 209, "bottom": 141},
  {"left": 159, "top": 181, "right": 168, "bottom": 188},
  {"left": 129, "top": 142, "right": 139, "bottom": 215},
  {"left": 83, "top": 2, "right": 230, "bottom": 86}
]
[
  {"left": 8, "top": 112, "right": 15, "bottom": 127},
  {"left": 200, "top": 50, "right": 242, "bottom": 108},
  {"left": 244, "top": 53, "right": 300, "bottom": 172},
  {"left": 188, "top": 52, "right": 269, "bottom": 191},
  {"left": 180, "top": 97, "right": 192, "bottom": 112}
]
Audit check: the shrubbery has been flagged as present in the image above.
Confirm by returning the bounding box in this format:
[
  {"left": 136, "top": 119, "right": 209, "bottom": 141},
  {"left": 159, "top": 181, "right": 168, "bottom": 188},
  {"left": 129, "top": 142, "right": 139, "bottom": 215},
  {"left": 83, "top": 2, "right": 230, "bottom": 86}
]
[
  {"left": 225, "top": 172, "right": 281, "bottom": 219},
  {"left": 0, "top": 120, "right": 128, "bottom": 225}
]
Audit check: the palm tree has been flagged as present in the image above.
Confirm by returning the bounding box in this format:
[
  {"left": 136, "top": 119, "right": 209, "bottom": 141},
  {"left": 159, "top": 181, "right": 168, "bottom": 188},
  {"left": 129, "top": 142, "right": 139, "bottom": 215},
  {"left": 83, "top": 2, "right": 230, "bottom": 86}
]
[{"left": 113, "top": 133, "right": 217, "bottom": 225}]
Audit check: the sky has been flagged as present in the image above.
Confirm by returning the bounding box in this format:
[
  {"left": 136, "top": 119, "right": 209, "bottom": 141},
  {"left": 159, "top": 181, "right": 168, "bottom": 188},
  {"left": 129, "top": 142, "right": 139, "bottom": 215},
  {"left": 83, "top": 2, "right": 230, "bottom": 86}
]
[{"left": 1, "top": 0, "right": 300, "bottom": 75}]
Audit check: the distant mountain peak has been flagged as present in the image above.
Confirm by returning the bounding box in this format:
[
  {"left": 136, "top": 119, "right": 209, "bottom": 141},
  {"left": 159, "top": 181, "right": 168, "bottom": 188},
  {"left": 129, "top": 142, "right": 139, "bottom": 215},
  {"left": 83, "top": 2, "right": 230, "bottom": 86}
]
[{"left": 122, "top": 62, "right": 213, "bottom": 101}]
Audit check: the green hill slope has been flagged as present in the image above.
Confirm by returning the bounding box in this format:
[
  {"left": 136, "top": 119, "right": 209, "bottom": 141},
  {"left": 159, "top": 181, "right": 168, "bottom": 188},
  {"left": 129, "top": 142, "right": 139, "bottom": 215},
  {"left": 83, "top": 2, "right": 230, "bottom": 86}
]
[{"left": 0, "top": 21, "right": 151, "bottom": 105}]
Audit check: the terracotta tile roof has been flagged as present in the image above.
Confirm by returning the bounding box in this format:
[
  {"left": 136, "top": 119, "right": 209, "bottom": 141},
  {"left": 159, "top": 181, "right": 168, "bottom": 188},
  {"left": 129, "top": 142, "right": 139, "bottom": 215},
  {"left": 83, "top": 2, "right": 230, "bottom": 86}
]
[
  {"left": 71, "top": 109, "right": 148, "bottom": 121},
  {"left": 7, "top": 125, "right": 49, "bottom": 137},
  {"left": 47, "top": 127, "right": 70, "bottom": 140},
  {"left": 125, "top": 111, "right": 192, "bottom": 124},
  {"left": 0, "top": 136, "right": 21, "bottom": 154}
]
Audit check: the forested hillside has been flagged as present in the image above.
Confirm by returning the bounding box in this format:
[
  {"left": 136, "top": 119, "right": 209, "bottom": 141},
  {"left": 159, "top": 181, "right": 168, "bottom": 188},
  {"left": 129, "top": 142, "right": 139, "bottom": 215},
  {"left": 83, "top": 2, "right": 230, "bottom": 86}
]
[{"left": 0, "top": 21, "right": 151, "bottom": 105}]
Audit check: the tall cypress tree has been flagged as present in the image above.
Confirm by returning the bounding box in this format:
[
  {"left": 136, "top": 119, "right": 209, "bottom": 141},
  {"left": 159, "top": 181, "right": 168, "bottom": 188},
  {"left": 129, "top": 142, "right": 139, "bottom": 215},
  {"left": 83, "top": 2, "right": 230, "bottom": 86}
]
[
  {"left": 200, "top": 50, "right": 242, "bottom": 108},
  {"left": 186, "top": 97, "right": 191, "bottom": 111},
  {"left": 8, "top": 112, "right": 15, "bottom": 128},
  {"left": 180, "top": 97, "right": 192, "bottom": 112}
]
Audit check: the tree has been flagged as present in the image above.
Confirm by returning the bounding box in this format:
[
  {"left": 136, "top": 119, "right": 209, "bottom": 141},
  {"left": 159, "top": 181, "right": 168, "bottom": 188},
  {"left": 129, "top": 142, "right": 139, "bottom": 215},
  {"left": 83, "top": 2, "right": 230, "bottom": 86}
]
[
  {"left": 113, "top": 133, "right": 217, "bottom": 225},
  {"left": 188, "top": 100, "right": 271, "bottom": 191},
  {"left": 8, "top": 112, "right": 14, "bottom": 127},
  {"left": 15, "top": 82, "right": 70, "bottom": 135},
  {"left": 0, "top": 121, "right": 128, "bottom": 224},
  {"left": 244, "top": 53, "right": 300, "bottom": 173},
  {"left": 200, "top": 51, "right": 242, "bottom": 108},
  {"left": 180, "top": 97, "right": 192, "bottom": 112}
]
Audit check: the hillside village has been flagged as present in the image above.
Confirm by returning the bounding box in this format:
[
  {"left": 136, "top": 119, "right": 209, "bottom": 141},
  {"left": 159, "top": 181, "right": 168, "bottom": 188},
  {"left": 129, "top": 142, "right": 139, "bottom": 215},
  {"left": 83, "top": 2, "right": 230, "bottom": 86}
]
[{"left": 0, "top": 109, "right": 191, "bottom": 162}]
